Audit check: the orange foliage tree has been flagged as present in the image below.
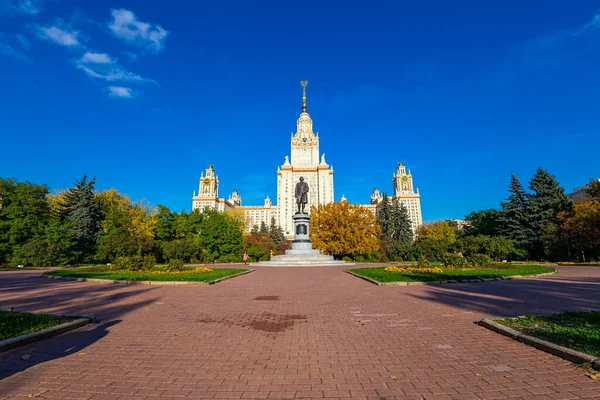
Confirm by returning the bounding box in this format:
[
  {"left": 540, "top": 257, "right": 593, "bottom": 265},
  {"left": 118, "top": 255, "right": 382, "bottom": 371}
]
[
  {"left": 558, "top": 199, "right": 600, "bottom": 261},
  {"left": 310, "top": 200, "right": 380, "bottom": 259}
]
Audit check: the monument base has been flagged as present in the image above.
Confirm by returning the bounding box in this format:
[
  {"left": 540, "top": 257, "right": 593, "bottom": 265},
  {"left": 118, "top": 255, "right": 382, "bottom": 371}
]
[{"left": 252, "top": 211, "right": 353, "bottom": 267}]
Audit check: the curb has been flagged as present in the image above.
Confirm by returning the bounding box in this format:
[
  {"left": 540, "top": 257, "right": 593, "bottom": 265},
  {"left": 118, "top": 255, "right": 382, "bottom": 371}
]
[
  {"left": 345, "top": 271, "right": 555, "bottom": 286},
  {"left": 0, "top": 317, "right": 90, "bottom": 353},
  {"left": 478, "top": 318, "right": 599, "bottom": 369},
  {"left": 344, "top": 270, "right": 382, "bottom": 286},
  {"left": 42, "top": 269, "right": 254, "bottom": 286},
  {"left": 206, "top": 269, "right": 254, "bottom": 285}
]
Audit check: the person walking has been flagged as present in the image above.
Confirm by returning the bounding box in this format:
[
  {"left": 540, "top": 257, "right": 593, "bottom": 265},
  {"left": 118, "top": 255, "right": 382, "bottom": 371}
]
[
  {"left": 270, "top": 249, "right": 274, "bottom": 258},
  {"left": 243, "top": 251, "right": 248, "bottom": 265}
]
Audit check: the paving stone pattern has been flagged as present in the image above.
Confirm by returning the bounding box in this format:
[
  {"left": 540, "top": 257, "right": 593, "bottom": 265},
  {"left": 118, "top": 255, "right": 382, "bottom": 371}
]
[{"left": 1, "top": 265, "right": 600, "bottom": 399}]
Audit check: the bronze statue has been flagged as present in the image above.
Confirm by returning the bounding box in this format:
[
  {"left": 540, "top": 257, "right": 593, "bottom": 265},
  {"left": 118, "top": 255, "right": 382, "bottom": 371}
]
[{"left": 295, "top": 177, "right": 309, "bottom": 213}]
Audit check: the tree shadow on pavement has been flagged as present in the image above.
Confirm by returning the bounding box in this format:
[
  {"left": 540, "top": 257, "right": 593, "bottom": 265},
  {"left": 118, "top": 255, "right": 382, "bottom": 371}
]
[
  {"left": 0, "top": 270, "right": 159, "bottom": 386},
  {"left": 407, "top": 276, "right": 600, "bottom": 319}
]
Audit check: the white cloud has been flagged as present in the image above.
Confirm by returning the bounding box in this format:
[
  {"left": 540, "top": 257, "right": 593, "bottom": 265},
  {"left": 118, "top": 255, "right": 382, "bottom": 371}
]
[
  {"left": 15, "top": 0, "right": 42, "bottom": 15},
  {"left": 35, "top": 24, "right": 80, "bottom": 47},
  {"left": 16, "top": 33, "right": 30, "bottom": 49},
  {"left": 108, "top": 9, "right": 169, "bottom": 53},
  {"left": 107, "top": 86, "right": 134, "bottom": 98},
  {"left": 3, "top": 0, "right": 43, "bottom": 15},
  {"left": 574, "top": 14, "right": 600, "bottom": 36},
  {"left": 80, "top": 51, "right": 115, "bottom": 64},
  {"left": 77, "top": 63, "right": 158, "bottom": 86}
]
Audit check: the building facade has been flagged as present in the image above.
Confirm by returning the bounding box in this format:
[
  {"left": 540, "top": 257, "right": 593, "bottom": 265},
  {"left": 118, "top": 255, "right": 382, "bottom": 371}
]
[{"left": 192, "top": 82, "right": 423, "bottom": 237}]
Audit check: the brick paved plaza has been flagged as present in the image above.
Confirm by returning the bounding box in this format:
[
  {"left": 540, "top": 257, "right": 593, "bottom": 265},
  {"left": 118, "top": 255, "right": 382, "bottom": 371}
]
[{"left": 1, "top": 265, "right": 600, "bottom": 399}]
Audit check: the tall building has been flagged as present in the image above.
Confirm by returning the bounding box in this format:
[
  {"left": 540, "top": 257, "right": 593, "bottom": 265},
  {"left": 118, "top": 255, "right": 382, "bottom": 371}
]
[
  {"left": 192, "top": 82, "right": 423, "bottom": 237},
  {"left": 362, "top": 162, "right": 423, "bottom": 234}
]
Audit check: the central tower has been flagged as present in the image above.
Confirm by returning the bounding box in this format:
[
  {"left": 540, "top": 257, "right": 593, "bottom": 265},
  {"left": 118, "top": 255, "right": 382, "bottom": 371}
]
[{"left": 277, "top": 81, "right": 335, "bottom": 237}]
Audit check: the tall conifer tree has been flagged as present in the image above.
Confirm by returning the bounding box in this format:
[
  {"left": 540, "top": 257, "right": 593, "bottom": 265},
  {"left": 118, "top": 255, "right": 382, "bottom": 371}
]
[
  {"left": 528, "top": 168, "right": 573, "bottom": 259},
  {"left": 499, "top": 174, "right": 534, "bottom": 251},
  {"left": 376, "top": 193, "right": 393, "bottom": 241},
  {"left": 391, "top": 200, "right": 413, "bottom": 243},
  {"left": 60, "top": 174, "right": 102, "bottom": 261}
]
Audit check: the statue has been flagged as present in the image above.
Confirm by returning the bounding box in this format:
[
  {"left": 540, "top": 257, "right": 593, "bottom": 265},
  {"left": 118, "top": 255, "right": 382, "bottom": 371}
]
[{"left": 295, "top": 176, "right": 309, "bottom": 213}]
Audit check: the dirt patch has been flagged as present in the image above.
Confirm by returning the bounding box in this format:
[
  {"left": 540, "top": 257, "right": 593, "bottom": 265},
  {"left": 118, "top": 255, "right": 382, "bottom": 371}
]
[
  {"left": 247, "top": 314, "right": 307, "bottom": 333},
  {"left": 254, "top": 296, "right": 280, "bottom": 301}
]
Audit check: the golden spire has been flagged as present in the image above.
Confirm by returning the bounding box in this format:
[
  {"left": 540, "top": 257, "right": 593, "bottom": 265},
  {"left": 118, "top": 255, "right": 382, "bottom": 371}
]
[{"left": 300, "top": 80, "right": 308, "bottom": 112}]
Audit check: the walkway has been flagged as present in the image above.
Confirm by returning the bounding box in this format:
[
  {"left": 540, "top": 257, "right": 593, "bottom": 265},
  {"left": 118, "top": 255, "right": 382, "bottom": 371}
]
[{"left": 1, "top": 265, "right": 600, "bottom": 399}]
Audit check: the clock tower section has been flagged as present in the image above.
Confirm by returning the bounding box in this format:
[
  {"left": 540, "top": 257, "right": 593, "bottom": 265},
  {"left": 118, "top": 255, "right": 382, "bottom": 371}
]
[{"left": 290, "top": 80, "right": 319, "bottom": 168}]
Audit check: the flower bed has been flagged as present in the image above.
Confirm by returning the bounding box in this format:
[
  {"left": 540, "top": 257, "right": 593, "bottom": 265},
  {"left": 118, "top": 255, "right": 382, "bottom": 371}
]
[{"left": 348, "top": 265, "right": 555, "bottom": 283}]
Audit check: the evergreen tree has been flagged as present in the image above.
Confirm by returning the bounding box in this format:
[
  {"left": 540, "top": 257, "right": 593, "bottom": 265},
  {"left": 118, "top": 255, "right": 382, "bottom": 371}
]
[
  {"left": 376, "top": 193, "right": 393, "bottom": 241},
  {"left": 499, "top": 174, "right": 535, "bottom": 251},
  {"left": 391, "top": 200, "right": 413, "bottom": 244},
  {"left": 259, "top": 221, "right": 269, "bottom": 236},
  {"left": 268, "top": 217, "right": 285, "bottom": 245},
  {"left": 586, "top": 179, "right": 600, "bottom": 199},
  {"left": 0, "top": 178, "right": 51, "bottom": 265},
  {"left": 250, "top": 225, "right": 259, "bottom": 234},
  {"left": 60, "top": 174, "right": 102, "bottom": 261},
  {"left": 528, "top": 168, "right": 573, "bottom": 259}
]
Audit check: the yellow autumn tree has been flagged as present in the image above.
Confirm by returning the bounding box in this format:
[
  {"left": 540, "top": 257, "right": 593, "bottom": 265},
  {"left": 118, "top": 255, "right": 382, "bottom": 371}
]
[
  {"left": 95, "top": 188, "right": 157, "bottom": 244},
  {"left": 226, "top": 207, "right": 250, "bottom": 230},
  {"left": 310, "top": 200, "right": 380, "bottom": 259},
  {"left": 416, "top": 220, "right": 457, "bottom": 244}
]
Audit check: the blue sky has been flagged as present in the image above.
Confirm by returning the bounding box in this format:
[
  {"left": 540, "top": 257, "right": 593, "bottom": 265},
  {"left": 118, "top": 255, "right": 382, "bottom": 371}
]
[{"left": 1, "top": 0, "right": 599, "bottom": 221}]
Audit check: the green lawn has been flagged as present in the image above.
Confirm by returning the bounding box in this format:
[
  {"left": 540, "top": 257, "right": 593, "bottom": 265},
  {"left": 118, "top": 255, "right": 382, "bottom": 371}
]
[
  {"left": 0, "top": 309, "right": 75, "bottom": 341},
  {"left": 347, "top": 265, "right": 555, "bottom": 283},
  {"left": 45, "top": 267, "right": 248, "bottom": 282},
  {"left": 497, "top": 311, "right": 600, "bottom": 357}
]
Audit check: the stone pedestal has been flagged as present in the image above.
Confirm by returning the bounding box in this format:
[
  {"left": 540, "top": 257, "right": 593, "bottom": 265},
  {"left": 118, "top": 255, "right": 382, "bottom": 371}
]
[{"left": 252, "top": 211, "right": 353, "bottom": 267}]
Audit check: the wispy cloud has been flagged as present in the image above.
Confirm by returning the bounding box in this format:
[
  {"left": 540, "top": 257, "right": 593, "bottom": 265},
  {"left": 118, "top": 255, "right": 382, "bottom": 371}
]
[
  {"left": 34, "top": 23, "right": 81, "bottom": 47},
  {"left": 574, "top": 13, "right": 600, "bottom": 36},
  {"left": 107, "top": 86, "right": 134, "bottom": 98},
  {"left": 15, "top": 33, "right": 30, "bottom": 48},
  {"left": 123, "top": 51, "right": 138, "bottom": 61},
  {"left": 76, "top": 63, "right": 158, "bottom": 86},
  {"left": 80, "top": 51, "right": 115, "bottom": 64},
  {"left": 108, "top": 9, "right": 169, "bottom": 53},
  {"left": 0, "top": 32, "right": 31, "bottom": 61},
  {"left": 3, "top": 0, "right": 43, "bottom": 15}
]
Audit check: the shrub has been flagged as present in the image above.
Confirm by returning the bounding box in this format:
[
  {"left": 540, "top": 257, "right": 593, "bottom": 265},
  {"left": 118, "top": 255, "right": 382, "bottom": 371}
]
[
  {"left": 417, "top": 255, "right": 429, "bottom": 268},
  {"left": 113, "top": 255, "right": 156, "bottom": 271},
  {"left": 165, "top": 259, "right": 185, "bottom": 272},
  {"left": 469, "top": 253, "right": 492, "bottom": 268},
  {"left": 342, "top": 256, "right": 353, "bottom": 262},
  {"left": 441, "top": 253, "right": 466, "bottom": 268}
]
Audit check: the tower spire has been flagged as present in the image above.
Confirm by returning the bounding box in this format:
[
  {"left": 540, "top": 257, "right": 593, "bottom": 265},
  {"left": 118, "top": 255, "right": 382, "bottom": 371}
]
[{"left": 300, "top": 80, "right": 308, "bottom": 112}]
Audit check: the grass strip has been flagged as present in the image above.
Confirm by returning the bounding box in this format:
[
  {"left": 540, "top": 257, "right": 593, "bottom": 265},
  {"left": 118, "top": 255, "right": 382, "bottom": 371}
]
[
  {"left": 46, "top": 267, "right": 247, "bottom": 282},
  {"left": 0, "top": 309, "right": 75, "bottom": 341},
  {"left": 497, "top": 311, "right": 600, "bottom": 358},
  {"left": 347, "top": 265, "right": 554, "bottom": 283}
]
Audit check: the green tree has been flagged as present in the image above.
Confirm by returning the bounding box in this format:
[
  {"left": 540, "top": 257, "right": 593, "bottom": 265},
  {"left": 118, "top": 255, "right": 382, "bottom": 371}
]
[
  {"left": 463, "top": 209, "right": 502, "bottom": 237},
  {"left": 154, "top": 205, "right": 175, "bottom": 241},
  {"left": 586, "top": 179, "right": 600, "bottom": 199},
  {"left": 268, "top": 217, "right": 285, "bottom": 246},
  {"left": 528, "top": 168, "right": 573, "bottom": 259},
  {"left": 391, "top": 200, "right": 413, "bottom": 244},
  {"left": 197, "top": 209, "right": 243, "bottom": 262},
  {"left": 250, "top": 224, "right": 259, "bottom": 234},
  {"left": 59, "top": 175, "right": 102, "bottom": 261},
  {"left": 498, "top": 174, "right": 535, "bottom": 252},
  {"left": 0, "top": 178, "right": 51, "bottom": 265},
  {"left": 259, "top": 220, "right": 269, "bottom": 236},
  {"left": 376, "top": 193, "right": 393, "bottom": 241}
]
